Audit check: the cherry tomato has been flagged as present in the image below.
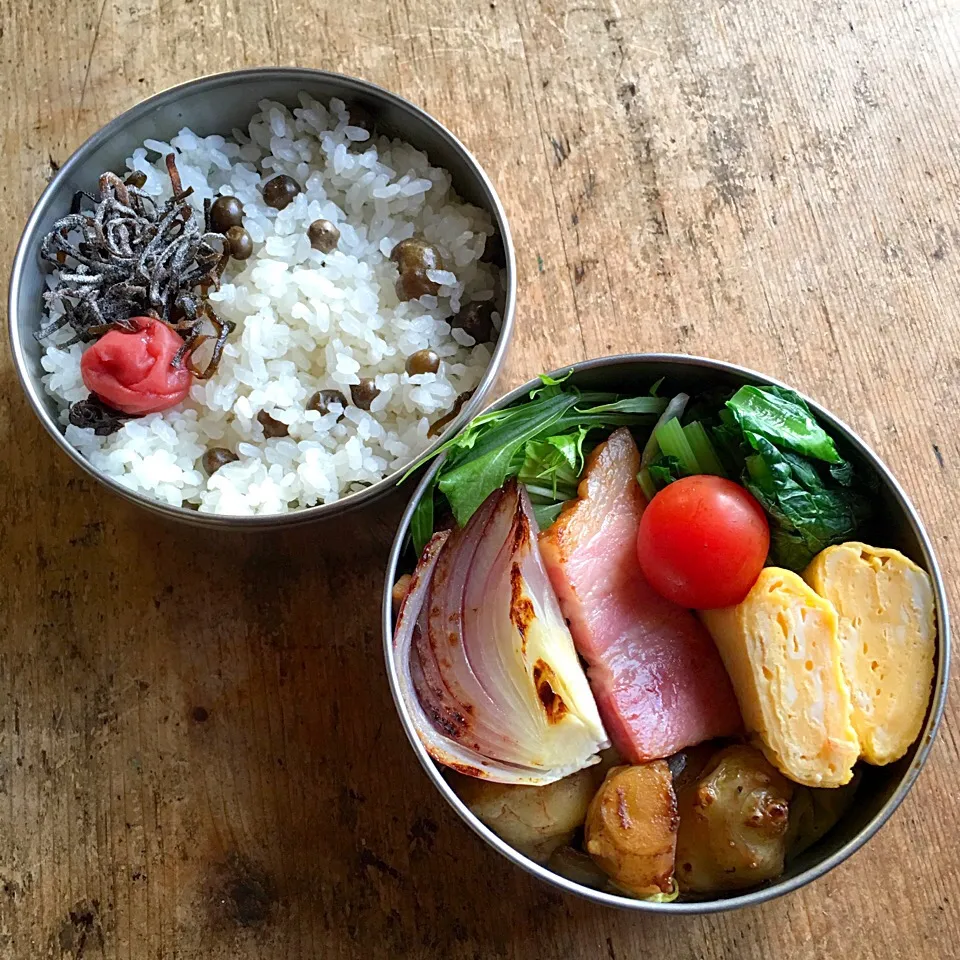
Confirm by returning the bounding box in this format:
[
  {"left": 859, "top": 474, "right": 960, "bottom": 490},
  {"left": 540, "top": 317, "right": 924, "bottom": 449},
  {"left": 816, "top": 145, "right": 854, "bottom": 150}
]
[
  {"left": 80, "top": 318, "right": 192, "bottom": 415},
  {"left": 637, "top": 476, "right": 770, "bottom": 609}
]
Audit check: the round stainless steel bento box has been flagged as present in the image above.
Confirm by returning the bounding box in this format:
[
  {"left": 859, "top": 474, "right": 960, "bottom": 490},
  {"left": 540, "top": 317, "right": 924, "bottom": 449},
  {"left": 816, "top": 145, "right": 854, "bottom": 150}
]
[
  {"left": 382, "top": 354, "right": 951, "bottom": 913},
  {"left": 8, "top": 68, "right": 516, "bottom": 528}
]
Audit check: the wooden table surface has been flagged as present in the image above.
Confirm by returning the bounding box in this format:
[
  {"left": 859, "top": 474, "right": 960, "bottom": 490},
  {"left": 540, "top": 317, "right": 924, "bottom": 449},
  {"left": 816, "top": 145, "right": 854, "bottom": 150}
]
[{"left": 2, "top": 0, "right": 959, "bottom": 957}]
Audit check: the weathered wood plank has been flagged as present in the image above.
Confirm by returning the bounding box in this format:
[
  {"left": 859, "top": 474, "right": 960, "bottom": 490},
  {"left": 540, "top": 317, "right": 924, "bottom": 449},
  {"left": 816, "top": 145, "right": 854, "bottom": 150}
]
[{"left": 0, "top": 0, "right": 957, "bottom": 957}]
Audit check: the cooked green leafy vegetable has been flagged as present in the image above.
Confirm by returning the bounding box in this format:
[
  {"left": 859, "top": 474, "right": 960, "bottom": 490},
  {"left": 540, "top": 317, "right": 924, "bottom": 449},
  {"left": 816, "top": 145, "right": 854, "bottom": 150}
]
[
  {"left": 408, "top": 379, "right": 667, "bottom": 554},
  {"left": 531, "top": 501, "right": 566, "bottom": 530},
  {"left": 643, "top": 455, "right": 678, "bottom": 491},
  {"left": 518, "top": 428, "right": 587, "bottom": 502},
  {"left": 408, "top": 377, "right": 871, "bottom": 569},
  {"left": 435, "top": 393, "right": 574, "bottom": 528},
  {"left": 742, "top": 438, "right": 872, "bottom": 571},
  {"left": 639, "top": 408, "right": 725, "bottom": 496},
  {"left": 637, "top": 470, "right": 658, "bottom": 501},
  {"left": 728, "top": 386, "right": 872, "bottom": 569},
  {"left": 653, "top": 418, "right": 726, "bottom": 478},
  {"left": 710, "top": 408, "right": 748, "bottom": 475},
  {"left": 519, "top": 428, "right": 589, "bottom": 530},
  {"left": 655, "top": 418, "right": 700, "bottom": 476},
  {"left": 726, "top": 385, "right": 842, "bottom": 464},
  {"left": 683, "top": 421, "right": 726, "bottom": 476},
  {"left": 410, "top": 484, "right": 435, "bottom": 559}
]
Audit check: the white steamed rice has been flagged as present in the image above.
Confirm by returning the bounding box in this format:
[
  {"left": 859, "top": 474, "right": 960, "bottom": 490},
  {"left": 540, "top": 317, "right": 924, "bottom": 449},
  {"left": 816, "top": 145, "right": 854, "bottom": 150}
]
[{"left": 40, "top": 94, "right": 503, "bottom": 515}]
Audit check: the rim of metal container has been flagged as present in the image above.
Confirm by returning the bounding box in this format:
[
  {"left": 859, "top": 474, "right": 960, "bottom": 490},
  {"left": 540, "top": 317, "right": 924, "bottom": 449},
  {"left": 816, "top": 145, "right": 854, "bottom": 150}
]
[
  {"left": 382, "top": 352, "right": 951, "bottom": 913},
  {"left": 8, "top": 67, "right": 516, "bottom": 528}
]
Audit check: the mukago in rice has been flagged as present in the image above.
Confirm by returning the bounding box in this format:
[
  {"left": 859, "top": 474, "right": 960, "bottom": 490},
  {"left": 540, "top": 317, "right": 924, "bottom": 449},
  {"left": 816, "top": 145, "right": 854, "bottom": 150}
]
[{"left": 40, "top": 94, "right": 503, "bottom": 515}]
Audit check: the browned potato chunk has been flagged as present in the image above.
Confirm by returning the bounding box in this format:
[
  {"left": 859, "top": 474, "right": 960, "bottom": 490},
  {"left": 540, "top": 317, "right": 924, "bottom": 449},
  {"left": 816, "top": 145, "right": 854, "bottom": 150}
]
[
  {"left": 584, "top": 762, "right": 678, "bottom": 897},
  {"left": 451, "top": 768, "right": 598, "bottom": 864},
  {"left": 675, "top": 745, "right": 794, "bottom": 893}
]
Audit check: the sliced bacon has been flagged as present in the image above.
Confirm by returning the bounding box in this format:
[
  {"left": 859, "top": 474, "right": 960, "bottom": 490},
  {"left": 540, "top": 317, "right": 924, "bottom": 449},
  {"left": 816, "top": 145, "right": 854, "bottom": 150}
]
[{"left": 540, "top": 428, "right": 742, "bottom": 761}]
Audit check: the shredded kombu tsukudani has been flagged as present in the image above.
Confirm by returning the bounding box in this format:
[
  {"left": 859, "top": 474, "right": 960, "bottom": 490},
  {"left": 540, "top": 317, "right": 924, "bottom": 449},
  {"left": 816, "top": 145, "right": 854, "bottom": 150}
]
[
  {"left": 37, "top": 154, "right": 233, "bottom": 380},
  {"left": 67, "top": 394, "right": 137, "bottom": 436}
]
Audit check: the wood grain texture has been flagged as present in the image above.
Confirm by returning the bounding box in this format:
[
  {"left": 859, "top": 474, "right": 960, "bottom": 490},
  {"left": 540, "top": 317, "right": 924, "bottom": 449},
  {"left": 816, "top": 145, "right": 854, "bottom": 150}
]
[{"left": 1, "top": 0, "right": 958, "bottom": 957}]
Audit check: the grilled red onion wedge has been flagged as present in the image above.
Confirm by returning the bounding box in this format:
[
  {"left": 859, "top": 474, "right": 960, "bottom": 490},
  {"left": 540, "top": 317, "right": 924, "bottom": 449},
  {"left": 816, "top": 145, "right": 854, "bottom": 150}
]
[{"left": 394, "top": 479, "right": 609, "bottom": 784}]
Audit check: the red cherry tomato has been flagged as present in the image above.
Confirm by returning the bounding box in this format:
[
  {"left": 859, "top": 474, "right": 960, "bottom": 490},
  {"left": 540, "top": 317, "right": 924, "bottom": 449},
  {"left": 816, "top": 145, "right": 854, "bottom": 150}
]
[
  {"left": 637, "top": 475, "right": 770, "bottom": 609},
  {"left": 80, "top": 318, "right": 192, "bottom": 415}
]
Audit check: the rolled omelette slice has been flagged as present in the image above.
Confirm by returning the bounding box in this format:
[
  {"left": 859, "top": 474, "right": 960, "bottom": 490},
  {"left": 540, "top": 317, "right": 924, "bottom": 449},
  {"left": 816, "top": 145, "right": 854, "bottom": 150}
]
[
  {"left": 804, "top": 542, "right": 936, "bottom": 766},
  {"left": 700, "top": 568, "right": 859, "bottom": 787}
]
